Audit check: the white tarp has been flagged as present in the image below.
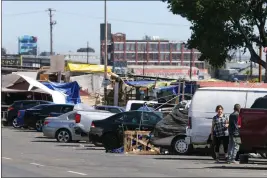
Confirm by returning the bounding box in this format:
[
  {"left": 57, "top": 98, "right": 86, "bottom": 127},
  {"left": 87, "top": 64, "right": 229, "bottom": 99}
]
[{"left": 14, "top": 73, "right": 66, "bottom": 104}]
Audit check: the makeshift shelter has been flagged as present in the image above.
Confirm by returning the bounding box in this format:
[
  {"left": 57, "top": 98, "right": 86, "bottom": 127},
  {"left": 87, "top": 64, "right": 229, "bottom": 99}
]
[
  {"left": 1, "top": 73, "right": 66, "bottom": 105},
  {"left": 153, "top": 103, "right": 188, "bottom": 138},
  {"left": 66, "top": 63, "right": 112, "bottom": 73},
  {"left": 42, "top": 81, "right": 81, "bottom": 104}
]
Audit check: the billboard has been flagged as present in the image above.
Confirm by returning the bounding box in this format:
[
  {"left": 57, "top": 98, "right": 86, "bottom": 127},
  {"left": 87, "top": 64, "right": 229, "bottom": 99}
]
[{"left": 18, "top": 35, "right": 37, "bottom": 55}]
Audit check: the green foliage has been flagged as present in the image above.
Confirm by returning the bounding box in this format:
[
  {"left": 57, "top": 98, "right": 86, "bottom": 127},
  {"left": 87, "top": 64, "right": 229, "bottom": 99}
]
[
  {"left": 164, "top": 0, "right": 267, "bottom": 68},
  {"left": 2, "top": 47, "right": 6, "bottom": 55}
]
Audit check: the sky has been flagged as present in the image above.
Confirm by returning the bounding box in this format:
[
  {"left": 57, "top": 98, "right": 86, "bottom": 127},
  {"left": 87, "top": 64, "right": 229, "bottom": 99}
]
[{"left": 2, "top": 0, "right": 192, "bottom": 55}]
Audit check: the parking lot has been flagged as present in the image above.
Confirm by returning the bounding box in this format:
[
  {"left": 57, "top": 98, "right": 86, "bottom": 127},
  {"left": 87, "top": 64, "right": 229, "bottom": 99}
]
[{"left": 2, "top": 127, "right": 267, "bottom": 177}]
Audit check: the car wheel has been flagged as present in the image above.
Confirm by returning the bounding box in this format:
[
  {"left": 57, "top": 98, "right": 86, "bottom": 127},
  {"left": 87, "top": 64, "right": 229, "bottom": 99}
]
[
  {"left": 12, "top": 118, "right": 20, "bottom": 128},
  {"left": 56, "top": 129, "right": 72, "bottom": 143},
  {"left": 35, "top": 120, "right": 43, "bottom": 132},
  {"left": 102, "top": 133, "right": 120, "bottom": 151},
  {"left": 172, "top": 137, "right": 191, "bottom": 155}
]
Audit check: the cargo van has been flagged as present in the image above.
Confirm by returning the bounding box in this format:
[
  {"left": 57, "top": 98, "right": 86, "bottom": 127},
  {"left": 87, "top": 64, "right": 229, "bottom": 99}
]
[{"left": 185, "top": 87, "right": 267, "bottom": 150}]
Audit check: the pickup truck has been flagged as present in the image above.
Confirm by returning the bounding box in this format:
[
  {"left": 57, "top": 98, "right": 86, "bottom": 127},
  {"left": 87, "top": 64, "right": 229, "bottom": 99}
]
[{"left": 239, "top": 95, "right": 267, "bottom": 158}]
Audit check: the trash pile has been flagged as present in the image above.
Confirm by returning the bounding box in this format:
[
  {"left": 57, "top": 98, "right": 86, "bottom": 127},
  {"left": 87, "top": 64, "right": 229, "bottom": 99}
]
[{"left": 153, "top": 102, "right": 189, "bottom": 139}]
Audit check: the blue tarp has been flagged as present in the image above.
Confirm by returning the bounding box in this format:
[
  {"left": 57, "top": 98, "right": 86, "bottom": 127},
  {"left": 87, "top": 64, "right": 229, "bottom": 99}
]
[
  {"left": 124, "top": 80, "right": 155, "bottom": 87},
  {"left": 156, "top": 83, "right": 198, "bottom": 100},
  {"left": 42, "top": 81, "right": 81, "bottom": 104}
]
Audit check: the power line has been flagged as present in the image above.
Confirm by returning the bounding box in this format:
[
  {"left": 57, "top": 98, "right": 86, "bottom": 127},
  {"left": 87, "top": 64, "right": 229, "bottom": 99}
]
[
  {"left": 57, "top": 11, "right": 191, "bottom": 27},
  {"left": 3, "top": 9, "right": 191, "bottom": 27},
  {"left": 3, "top": 11, "right": 45, "bottom": 16}
]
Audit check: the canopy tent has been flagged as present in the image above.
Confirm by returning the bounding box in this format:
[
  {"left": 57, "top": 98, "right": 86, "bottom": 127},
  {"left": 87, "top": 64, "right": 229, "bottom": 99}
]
[
  {"left": 2, "top": 73, "right": 66, "bottom": 104},
  {"left": 66, "top": 63, "right": 112, "bottom": 73},
  {"left": 124, "top": 80, "right": 155, "bottom": 88}
]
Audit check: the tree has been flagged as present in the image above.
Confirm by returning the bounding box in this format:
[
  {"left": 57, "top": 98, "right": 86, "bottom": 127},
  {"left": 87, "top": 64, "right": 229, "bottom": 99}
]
[
  {"left": 2, "top": 47, "right": 6, "bottom": 55},
  {"left": 164, "top": 0, "right": 267, "bottom": 82}
]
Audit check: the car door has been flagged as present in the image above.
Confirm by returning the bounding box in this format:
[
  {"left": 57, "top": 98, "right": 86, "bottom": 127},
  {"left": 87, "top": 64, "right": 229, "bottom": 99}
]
[{"left": 141, "top": 112, "right": 162, "bottom": 131}]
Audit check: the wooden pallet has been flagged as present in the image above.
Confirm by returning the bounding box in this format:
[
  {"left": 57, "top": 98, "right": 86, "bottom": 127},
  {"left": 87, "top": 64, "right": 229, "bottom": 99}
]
[{"left": 124, "top": 130, "right": 160, "bottom": 155}]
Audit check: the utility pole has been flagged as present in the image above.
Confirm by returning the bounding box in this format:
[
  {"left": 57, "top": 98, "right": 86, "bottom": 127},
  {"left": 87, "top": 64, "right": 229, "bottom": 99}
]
[
  {"left": 104, "top": 0, "right": 108, "bottom": 104},
  {"left": 143, "top": 44, "right": 145, "bottom": 78},
  {"left": 259, "top": 46, "right": 262, "bottom": 82},
  {"left": 47, "top": 8, "right": 56, "bottom": 56},
  {"left": 87, "top": 41, "right": 89, "bottom": 64}
]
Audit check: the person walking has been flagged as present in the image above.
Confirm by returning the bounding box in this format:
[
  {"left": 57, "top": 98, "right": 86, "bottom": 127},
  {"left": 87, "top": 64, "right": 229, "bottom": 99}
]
[
  {"left": 211, "top": 105, "right": 229, "bottom": 163},
  {"left": 227, "top": 104, "right": 241, "bottom": 164}
]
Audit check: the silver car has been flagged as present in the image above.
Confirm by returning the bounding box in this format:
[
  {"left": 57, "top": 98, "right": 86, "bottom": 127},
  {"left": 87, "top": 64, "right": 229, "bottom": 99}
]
[{"left": 42, "top": 111, "right": 81, "bottom": 143}]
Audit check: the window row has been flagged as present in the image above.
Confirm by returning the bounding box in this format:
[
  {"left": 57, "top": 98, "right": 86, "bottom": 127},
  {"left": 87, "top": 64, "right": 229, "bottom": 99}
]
[
  {"left": 113, "top": 53, "right": 200, "bottom": 61},
  {"left": 113, "top": 43, "right": 183, "bottom": 52}
]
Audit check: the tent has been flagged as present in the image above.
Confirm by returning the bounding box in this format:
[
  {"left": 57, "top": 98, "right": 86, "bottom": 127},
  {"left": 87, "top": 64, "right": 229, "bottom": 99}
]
[{"left": 2, "top": 73, "right": 66, "bottom": 104}]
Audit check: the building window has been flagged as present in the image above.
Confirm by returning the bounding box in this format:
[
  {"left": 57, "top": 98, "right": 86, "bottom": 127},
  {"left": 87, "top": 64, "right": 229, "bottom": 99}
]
[
  {"left": 114, "top": 43, "right": 124, "bottom": 51},
  {"left": 195, "top": 53, "right": 201, "bottom": 60},
  {"left": 159, "top": 43, "right": 170, "bottom": 52},
  {"left": 172, "top": 53, "right": 181, "bottom": 61},
  {"left": 149, "top": 43, "right": 158, "bottom": 52},
  {"left": 114, "top": 53, "right": 124, "bottom": 60},
  {"left": 126, "top": 53, "right": 136, "bottom": 60},
  {"left": 171, "top": 43, "right": 181, "bottom": 52},
  {"left": 160, "top": 53, "right": 170, "bottom": 61},
  {"left": 126, "top": 43, "right": 135, "bottom": 51},
  {"left": 137, "top": 53, "right": 146, "bottom": 61},
  {"left": 137, "top": 43, "right": 146, "bottom": 51},
  {"left": 148, "top": 53, "right": 159, "bottom": 60}
]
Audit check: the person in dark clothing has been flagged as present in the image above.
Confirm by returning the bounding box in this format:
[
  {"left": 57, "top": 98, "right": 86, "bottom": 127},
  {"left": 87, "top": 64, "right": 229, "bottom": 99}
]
[
  {"left": 227, "top": 104, "right": 241, "bottom": 164},
  {"left": 211, "top": 105, "right": 229, "bottom": 163}
]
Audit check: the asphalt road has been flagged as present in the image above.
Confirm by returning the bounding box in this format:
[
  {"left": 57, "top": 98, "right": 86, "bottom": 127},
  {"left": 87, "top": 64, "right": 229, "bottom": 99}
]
[{"left": 2, "top": 127, "right": 267, "bottom": 177}]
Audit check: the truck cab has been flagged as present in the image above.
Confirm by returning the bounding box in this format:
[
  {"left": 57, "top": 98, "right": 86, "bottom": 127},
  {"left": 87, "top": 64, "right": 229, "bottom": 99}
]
[{"left": 239, "top": 95, "right": 267, "bottom": 156}]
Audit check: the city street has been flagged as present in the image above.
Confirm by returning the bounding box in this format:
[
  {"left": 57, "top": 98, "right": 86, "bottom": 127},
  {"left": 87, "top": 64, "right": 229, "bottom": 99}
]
[{"left": 2, "top": 127, "right": 267, "bottom": 177}]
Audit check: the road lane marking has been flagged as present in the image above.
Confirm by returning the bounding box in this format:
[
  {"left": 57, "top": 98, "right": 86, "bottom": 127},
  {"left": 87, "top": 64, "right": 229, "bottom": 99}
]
[
  {"left": 2, "top": 157, "right": 12, "bottom": 160},
  {"left": 67, "top": 171, "right": 87, "bottom": 176},
  {"left": 30, "top": 163, "right": 45, "bottom": 167}
]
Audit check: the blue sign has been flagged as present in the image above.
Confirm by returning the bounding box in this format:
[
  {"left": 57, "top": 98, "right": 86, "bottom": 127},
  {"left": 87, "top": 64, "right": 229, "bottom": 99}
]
[{"left": 18, "top": 35, "right": 38, "bottom": 55}]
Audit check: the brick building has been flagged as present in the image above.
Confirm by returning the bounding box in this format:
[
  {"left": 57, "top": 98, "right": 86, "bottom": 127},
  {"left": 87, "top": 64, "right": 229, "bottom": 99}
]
[{"left": 100, "top": 33, "right": 205, "bottom": 69}]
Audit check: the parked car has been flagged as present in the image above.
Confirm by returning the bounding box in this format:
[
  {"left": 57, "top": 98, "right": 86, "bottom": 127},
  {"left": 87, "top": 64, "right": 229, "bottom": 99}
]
[
  {"left": 6, "top": 100, "right": 53, "bottom": 127},
  {"left": 95, "top": 105, "right": 125, "bottom": 113},
  {"left": 23, "top": 104, "right": 74, "bottom": 132},
  {"left": 185, "top": 87, "right": 267, "bottom": 153},
  {"left": 239, "top": 95, "right": 267, "bottom": 158},
  {"left": 72, "top": 110, "right": 115, "bottom": 144},
  {"left": 42, "top": 111, "right": 81, "bottom": 143},
  {"left": 89, "top": 110, "right": 163, "bottom": 151}
]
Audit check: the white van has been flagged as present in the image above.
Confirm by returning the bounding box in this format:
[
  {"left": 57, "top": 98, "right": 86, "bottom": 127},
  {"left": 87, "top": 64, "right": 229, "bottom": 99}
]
[{"left": 185, "top": 87, "right": 267, "bottom": 148}]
